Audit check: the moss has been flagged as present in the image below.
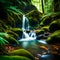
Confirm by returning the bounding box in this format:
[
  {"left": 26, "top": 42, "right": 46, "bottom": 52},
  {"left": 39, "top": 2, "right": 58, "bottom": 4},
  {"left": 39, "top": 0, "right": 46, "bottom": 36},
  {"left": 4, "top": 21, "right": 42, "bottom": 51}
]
[
  {"left": 41, "top": 26, "right": 49, "bottom": 32},
  {"left": 9, "top": 49, "right": 35, "bottom": 60},
  {"left": 0, "top": 56, "right": 31, "bottom": 60},
  {"left": 42, "top": 16, "right": 53, "bottom": 26},
  {"left": 46, "top": 30, "right": 60, "bottom": 44},
  {"left": 36, "top": 26, "right": 49, "bottom": 35},
  {"left": 27, "top": 10, "right": 43, "bottom": 28},
  {"left": 36, "top": 30, "right": 44, "bottom": 36},
  {"left": 40, "top": 12, "right": 60, "bottom": 26},
  {"left": 49, "top": 19, "right": 60, "bottom": 32}
]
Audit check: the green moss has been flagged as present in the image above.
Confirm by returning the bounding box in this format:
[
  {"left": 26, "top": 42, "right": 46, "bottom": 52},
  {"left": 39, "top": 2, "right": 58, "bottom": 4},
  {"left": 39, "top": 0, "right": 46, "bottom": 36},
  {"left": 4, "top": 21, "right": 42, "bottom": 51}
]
[
  {"left": 27, "top": 10, "right": 43, "bottom": 28},
  {"left": 36, "top": 26, "right": 49, "bottom": 35},
  {"left": 40, "top": 12, "right": 60, "bottom": 26},
  {"left": 46, "top": 30, "right": 60, "bottom": 44},
  {"left": 10, "top": 49, "right": 35, "bottom": 60},
  {"left": 36, "top": 30, "right": 44, "bottom": 35},
  {"left": 0, "top": 56, "right": 31, "bottom": 60},
  {"left": 41, "top": 26, "right": 49, "bottom": 32}
]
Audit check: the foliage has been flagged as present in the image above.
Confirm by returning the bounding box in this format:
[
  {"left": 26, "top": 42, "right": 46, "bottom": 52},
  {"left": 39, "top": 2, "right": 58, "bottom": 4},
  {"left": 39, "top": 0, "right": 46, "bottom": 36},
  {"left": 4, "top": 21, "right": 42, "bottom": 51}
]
[
  {"left": 0, "top": 33, "right": 9, "bottom": 45},
  {"left": 40, "top": 12, "right": 60, "bottom": 26},
  {"left": 0, "top": 32, "right": 19, "bottom": 45},
  {"left": 0, "top": 33, "right": 8, "bottom": 55},
  {"left": 0, "top": 37, "right": 8, "bottom": 45},
  {"left": 46, "top": 30, "right": 60, "bottom": 44},
  {"left": 0, "top": 56, "right": 31, "bottom": 60},
  {"left": 31, "top": 0, "right": 42, "bottom": 12},
  {"left": 44, "top": 0, "right": 54, "bottom": 13},
  {"left": 10, "top": 49, "right": 35, "bottom": 60}
]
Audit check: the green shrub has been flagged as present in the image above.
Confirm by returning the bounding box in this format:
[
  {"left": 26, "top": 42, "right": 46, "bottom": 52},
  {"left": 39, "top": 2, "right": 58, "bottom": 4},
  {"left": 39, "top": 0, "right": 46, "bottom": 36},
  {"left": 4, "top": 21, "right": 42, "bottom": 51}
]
[
  {"left": 46, "top": 30, "right": 60, "bottom": 44},
  {"left": 0, "top": 56, "right": 31, "bottom": 60},
  {"left": 10, "top": 49, "right": 35, "bottom": 60},
  {"left": 49, "top": 20, "right": 60, "bottom": 32}
]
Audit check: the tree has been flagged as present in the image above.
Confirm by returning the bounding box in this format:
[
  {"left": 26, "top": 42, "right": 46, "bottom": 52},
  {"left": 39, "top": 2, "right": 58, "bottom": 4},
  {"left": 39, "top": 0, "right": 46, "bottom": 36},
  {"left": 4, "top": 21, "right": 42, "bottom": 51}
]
[{"left": 41, "top": 0, "right": 44, "bottom": 13}]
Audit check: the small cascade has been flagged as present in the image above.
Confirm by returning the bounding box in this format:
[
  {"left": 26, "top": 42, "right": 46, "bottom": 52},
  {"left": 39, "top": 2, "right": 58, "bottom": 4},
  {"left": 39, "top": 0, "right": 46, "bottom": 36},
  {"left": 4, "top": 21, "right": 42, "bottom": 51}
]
[
  {"left": 22, "top": 15, "right": 29, "bottom": 31},
  {"left": 29, "top": 30, "right": 36, "bottom": 38},
  {"left": 19, "top": 15, "right": 36, "bottom": 41}
]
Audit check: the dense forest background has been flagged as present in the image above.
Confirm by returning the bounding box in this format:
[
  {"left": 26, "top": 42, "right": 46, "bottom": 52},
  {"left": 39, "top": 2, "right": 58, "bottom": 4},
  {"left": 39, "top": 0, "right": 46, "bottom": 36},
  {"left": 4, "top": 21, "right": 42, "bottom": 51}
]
[{"left": 0, "top": 0, "right": 60, "bottom": 60}]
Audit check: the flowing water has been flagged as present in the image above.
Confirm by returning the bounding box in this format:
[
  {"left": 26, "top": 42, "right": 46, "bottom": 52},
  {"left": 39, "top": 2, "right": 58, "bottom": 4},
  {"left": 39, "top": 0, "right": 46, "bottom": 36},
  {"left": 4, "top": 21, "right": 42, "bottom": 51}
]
[
  {"left": 19, "top": 15, "right": 53, "bottom": 60},
  {"left": 19, "top": 15, "right": 36, "bottom": 41}
]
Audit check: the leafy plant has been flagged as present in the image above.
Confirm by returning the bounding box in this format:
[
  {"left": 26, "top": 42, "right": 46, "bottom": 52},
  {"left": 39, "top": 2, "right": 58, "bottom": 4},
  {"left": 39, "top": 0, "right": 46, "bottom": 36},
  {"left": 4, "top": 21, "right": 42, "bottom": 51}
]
[
  {"left": 0, "top": 37, "right": 8, "bottom": 45},
  {"left": 0, "top": 32, "right": 19, "bottom": 45}
]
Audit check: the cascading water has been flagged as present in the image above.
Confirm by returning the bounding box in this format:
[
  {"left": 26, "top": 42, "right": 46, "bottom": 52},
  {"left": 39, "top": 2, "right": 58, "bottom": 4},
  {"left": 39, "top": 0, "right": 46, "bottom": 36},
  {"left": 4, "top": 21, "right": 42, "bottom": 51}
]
[
  {"left": 22, "top": 15, "right": 29, "bottom": 31},
  {"left": 19, "top": 15, "right": 36, "bottom": 41}
]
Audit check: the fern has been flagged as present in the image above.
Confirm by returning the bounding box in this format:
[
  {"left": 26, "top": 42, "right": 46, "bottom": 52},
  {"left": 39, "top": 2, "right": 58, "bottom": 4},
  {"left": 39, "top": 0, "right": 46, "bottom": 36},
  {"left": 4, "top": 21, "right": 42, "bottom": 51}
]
[{"left": 0, "top": 37, "right": 9, "bottom": 45}]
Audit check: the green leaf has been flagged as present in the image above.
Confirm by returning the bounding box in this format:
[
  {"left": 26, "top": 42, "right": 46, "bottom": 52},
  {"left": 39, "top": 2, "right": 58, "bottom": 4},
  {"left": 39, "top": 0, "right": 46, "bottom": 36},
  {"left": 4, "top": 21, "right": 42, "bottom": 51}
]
[{"left": 0, "top": 37, "right": 9, "bottom": 45}]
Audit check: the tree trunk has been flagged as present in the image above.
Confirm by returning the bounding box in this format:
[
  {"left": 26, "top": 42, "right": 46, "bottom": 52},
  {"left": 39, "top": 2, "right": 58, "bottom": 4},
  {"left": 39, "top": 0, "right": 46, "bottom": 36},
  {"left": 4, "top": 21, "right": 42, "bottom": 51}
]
[{"left": 41, "top": 0, "right": 44, "bottom": 13}]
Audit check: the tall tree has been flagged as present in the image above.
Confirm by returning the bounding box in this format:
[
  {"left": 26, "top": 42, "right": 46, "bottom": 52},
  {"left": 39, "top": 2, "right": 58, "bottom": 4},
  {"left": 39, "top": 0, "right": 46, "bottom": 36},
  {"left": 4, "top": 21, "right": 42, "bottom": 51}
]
[{"left": 41, "top": 0, "right": 44, "bottom": 13}]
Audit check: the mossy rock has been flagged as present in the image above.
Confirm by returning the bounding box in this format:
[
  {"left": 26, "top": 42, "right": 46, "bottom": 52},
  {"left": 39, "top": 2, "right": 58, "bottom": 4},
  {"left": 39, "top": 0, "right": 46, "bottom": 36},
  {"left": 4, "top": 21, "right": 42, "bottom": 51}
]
[
  {"left": 27, "top": 10, "right": 43, "bottom": 28},
  {"left": 36, "top": 30, "right": 44, "bottom": 36},
  {"left": 40, "top": 12, "right": 60, "bottom": 26},
  {"left": 42, "top": 16, "right": 53, "bottom": 26},
  {"left": 0, "top": 56, "right": 31, "bottom": 60},
  {"left": 36, "top": 26, "right": 49, "bottom": 35},
  {"left": 9, "top": 49, "right": 35, "bottom": 60},
  {"left": 41, "top": 26, "right": 49, "bottom": 32},
  {"left": 49, "top": 19, "right": 60, "bottom": 33},
  {"left": 40, "top": 13, "right": 53, "bottom": 26},
  {"left": 46, "top": 30, "right": 60, "bottom": 44}
]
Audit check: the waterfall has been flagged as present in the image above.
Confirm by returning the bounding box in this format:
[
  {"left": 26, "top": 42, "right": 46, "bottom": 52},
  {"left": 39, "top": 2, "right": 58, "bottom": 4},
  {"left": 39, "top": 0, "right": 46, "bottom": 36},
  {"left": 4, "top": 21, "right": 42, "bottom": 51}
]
[
  {"left": 19, "top": 15, "right": 36, "bottom": 41},
  {"left": 22, "top": 15, "right": 29, "bottom": 31}
]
